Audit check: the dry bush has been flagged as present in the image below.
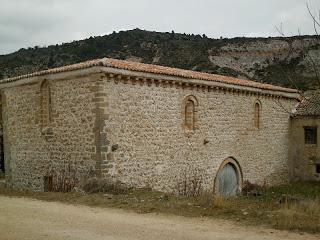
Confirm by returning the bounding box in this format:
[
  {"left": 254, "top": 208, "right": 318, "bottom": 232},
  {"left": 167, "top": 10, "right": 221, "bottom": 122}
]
[
  {"left": 176, "top": 169, "right": 203, "bottom": 197},
  {"left": 80, "top": 177, "right": 127, "bottom": 194},
  {"left": 46, "top": 163, "right": 78, "bottom": 192},
  {"left": 169, "top": 148, "right": 207, "bottom": 197},
  {"left": 45, "top": 162, "right": 94, "bottom": 192}
]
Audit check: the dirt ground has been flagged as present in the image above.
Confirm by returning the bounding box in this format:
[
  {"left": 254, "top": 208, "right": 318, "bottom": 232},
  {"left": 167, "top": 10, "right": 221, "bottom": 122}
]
[{"left": 0, "top": 196, "right": 319, "bottom": 240}]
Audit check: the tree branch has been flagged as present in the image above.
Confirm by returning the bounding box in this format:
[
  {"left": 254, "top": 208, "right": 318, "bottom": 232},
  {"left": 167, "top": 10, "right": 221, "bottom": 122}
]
[{"left": 307, "top": 3, "right": 320, "bottom": 34}]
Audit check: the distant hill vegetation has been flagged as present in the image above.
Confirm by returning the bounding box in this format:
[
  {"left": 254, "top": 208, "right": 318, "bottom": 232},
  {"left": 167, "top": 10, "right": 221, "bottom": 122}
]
[{"left": 1, "top": 29, "right": 320, "bottom": 90}]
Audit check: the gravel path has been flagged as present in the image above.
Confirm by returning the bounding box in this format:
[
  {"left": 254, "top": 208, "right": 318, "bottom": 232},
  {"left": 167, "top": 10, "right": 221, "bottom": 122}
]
[{"left": 0, "top": 196, "right": 318, "bottom": 240}]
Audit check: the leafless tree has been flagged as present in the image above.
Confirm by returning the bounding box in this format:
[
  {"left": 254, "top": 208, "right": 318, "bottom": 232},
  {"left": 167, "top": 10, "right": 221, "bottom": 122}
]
[
  {"left": 275, "top": 3, "right": 320, "bottom": 92},
  {"left": 271, "top": 3, "right": 320, "bottom": 114},
  {"left": 306, "top": 3, "right": 320, "bottom": 86},
  {"left": 307, "top": 3, "right": 320, "bottom": 36}
]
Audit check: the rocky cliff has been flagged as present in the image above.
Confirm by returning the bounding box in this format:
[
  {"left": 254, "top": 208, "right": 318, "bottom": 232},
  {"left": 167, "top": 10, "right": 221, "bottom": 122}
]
[{"left": 1, "top": 29, "right": 319, "bottom": 90}]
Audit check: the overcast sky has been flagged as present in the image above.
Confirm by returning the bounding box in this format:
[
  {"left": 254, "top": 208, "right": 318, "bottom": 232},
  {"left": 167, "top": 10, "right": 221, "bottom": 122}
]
[{"left": 0, "top": 0, "right": 320, "bottom": 55}]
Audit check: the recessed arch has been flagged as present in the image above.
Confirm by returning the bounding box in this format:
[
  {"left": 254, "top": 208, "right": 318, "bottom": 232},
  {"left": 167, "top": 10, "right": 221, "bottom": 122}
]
[
  {"left": 214, "top": 157, "right": 243, "bottom": 197},
  {"left": 181, "top": 95, "right": 199, "bottom": 132}
]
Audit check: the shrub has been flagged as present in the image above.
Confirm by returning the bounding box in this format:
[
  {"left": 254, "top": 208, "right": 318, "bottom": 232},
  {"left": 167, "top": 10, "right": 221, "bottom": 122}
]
[{"left": 242, "top": 180, "right": 266, "bottom": 197}]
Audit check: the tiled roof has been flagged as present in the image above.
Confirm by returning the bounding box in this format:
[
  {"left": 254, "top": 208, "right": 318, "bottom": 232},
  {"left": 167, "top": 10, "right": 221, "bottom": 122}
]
[
  {"left": 1, "top": 57, "right": 298, "bottom": 94},
  {"left": 292, "top": 91, "right": 320, "bottom": 117}
]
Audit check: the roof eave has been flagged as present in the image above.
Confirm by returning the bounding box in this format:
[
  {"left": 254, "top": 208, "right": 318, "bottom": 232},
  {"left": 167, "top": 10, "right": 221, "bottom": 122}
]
[{"left": 101, "top": 66, "right": 301, "bottom": 99}]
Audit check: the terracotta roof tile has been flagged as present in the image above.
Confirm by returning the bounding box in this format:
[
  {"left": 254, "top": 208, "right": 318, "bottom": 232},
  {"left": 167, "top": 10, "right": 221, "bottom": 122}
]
[
  {"left": 0, "top": 59, "right": 104, "bottom": 84},
  {"left": 292, "top": 91, "right": 320, "bottom": 117},
  {"left": 104, "top": 58, "right": 298, "bottom": 93},
  {"left": 1, "top": 57, "right": 298, "bottom": 94}
]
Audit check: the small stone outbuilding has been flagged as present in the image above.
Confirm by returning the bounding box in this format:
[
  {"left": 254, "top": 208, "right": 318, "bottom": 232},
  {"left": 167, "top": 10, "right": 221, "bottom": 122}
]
[
  {"left": 0, "top": 58, "right": 302, "bottom": 195},
  {"left": 290, "top": 92, "right": 320, "bottom": 181}
]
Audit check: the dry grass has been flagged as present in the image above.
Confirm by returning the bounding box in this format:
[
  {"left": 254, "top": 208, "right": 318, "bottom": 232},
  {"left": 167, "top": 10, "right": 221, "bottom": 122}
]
[
  {"left": 0, "top": 181, "right": 320, "bottom": 234},
  {"left": 274, "top": 200, "right": 320, "bottom": 232},
  {"left": 212, "top": 195, "right": 228, "bottom": 208},
  {"left": 80, "top": 177, "right": 128, "bottom": 194}
]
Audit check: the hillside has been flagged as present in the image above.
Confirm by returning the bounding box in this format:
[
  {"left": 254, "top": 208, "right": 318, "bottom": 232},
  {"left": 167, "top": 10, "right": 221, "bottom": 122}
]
[{"left": 1, "top": 29, "right": 320, "bottom": 90}]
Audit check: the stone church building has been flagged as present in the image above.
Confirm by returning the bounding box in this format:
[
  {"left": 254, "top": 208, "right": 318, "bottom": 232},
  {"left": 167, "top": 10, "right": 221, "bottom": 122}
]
[{"left": 0, "top": 58, "right": 317, "bottom": 196}]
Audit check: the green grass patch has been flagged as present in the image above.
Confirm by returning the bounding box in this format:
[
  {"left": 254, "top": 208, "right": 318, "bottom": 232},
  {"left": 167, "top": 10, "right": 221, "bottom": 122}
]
[{"left": 268, "top": 182, "right": 320, "bottom": 199}]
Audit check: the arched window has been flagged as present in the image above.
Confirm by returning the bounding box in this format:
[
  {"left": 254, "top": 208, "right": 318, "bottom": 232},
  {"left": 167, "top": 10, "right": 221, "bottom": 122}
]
[
  {"left": 40, "top": 80, "right": 51, "bottom": 128},
  {"left": 182, "top": 95, "right": 198, "bottom": 132},
  {"left": 254, "top": 101, "right": 261, "bottom": 129}
]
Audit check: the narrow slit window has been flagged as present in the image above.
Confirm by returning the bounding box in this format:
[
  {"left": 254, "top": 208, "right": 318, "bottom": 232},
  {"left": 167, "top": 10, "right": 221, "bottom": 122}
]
[
  {"left": 254, "top": 102, "right": 261, "bottom": 129},
  {"left": 316, "top": 164, "right": 320, "bottom": 174},
  {"left": 185, "top": 100, "right": 194, "bottom": 130},
  {"left": 40, "top": 80, "right": 51, "bottom": 128}
]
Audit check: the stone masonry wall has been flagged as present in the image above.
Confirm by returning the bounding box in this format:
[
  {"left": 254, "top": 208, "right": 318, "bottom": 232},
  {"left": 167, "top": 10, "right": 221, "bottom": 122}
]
[
  {"left": 102, "top": 75, "right": 297, "bottom": 193},
  {"left": 2, "top": 75, "right": 101, "bottom": 191},
  {"left": 1, "top": 69, "right": 298, "bottom": 193}
]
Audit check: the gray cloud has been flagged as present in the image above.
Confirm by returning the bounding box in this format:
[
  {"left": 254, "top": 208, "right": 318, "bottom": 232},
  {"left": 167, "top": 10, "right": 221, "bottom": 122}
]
[{"left": 0, "top": 0, "right": 319, "bottom": 54}]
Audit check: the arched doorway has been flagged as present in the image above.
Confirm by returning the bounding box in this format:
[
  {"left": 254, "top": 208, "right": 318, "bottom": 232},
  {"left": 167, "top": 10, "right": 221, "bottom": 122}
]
[{"left": 215, "top": 158, "right": 242, "bottom": 197}]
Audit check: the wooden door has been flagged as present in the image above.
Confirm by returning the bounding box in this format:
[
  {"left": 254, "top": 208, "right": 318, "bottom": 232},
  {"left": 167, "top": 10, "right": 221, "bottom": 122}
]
[{"left": 217, "top": 163, "right": 238, "bottom": 197}]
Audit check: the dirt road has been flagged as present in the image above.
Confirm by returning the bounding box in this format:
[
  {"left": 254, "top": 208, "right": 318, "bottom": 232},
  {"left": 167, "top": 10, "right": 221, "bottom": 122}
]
[{"left": 0, "top": 196, "right": 318, "bottom": 240}]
